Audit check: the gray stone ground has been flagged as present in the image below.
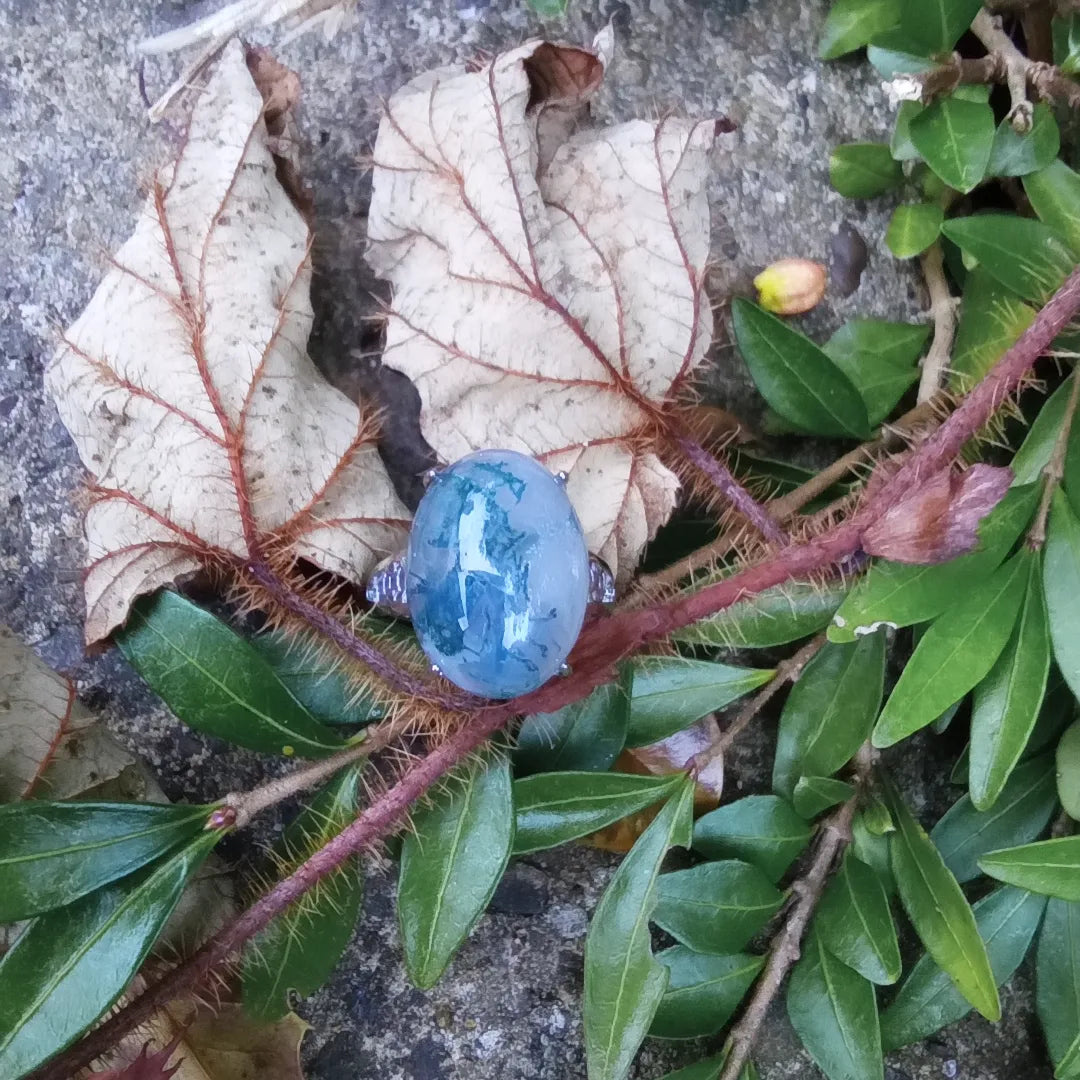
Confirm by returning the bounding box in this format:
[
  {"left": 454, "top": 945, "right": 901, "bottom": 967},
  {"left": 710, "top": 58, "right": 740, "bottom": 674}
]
[{"left": 0, "top": 0, "right": 1053, "bottom": 1077}]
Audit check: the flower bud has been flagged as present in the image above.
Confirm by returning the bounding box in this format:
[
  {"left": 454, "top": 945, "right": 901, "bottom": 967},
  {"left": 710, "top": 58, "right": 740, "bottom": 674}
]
[{"left": 753, "top": 258, "right": 827, "bottom": 315}]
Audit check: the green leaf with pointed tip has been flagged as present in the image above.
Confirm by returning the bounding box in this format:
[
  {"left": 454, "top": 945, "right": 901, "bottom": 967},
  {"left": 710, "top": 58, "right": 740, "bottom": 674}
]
[
  {"left": 116, "top": 591, "right": 349, "bottom": 759},
  {"left": 987, "top": 106, "right": 1061, "bottom": 178},
  {"left": 0, "top": 832, "right": 216, "bottom": 1080},
  {"left": 773, "top": 634, "right": 885, "bottom": 798},
  {"left": 819, "top": 0, "right": 900, "bottom": 58},
  {"left": 873, "top": 550, "right": 1029, "bottom": 748},
  {"left": 1037, "top": 897, "right": 1080, "bottom": 1077},
  {"left": 1046, "top": 491, "right": 1080, "bottom": 702},
  {"left": 817, "top": 853, "right": 901, "bottom": 985},
  {"left": 894, "top": 0, "right": 982, "bottom": 53},
  {"left": 787, "top": 926, "right": 883, "bottom": 1080},
  {"left": 398, "top": 753, "right": 513, "bottom": 989},
  {"left": 941, "top": 216, "right": 1076, "bottom": 304},
  {"left": 1058, "top": 721, "right": 1080, "bottom": 821},
  {"left": 882, "top": 775, "right": 1001, "bottom": 1021},
  {"left": 881, "top": 885, "right": 1047, "bottom": 1050},
  {"left": 242, "top": 766, "right": 364, "bottom": 1022},
  {"left": 1014, "top": 378, "right": 1077, "bottom": 485},
  {"left": 887, "top": 202, "right": 944, "bottom": 258},
  {"left": 830, "top": 143, "right": 904, "bottom": 198},
  {"left": 949, "top": 271, "right": 1037, "bottom": 392},
  {"left": 909, "top": 97, "right": 995, "bottom": 194},
  {"left": 980, "top": 836, "right": 1080, "bottom": 900},
  {"left": 511, "top": 771, "right": 683, "bottom": 855},
  {"left": 852, "top": 811, "right": 895, "bottom": 897},
  {"left": 650, "top": 947, "right": 763, "bottom": 1040},
  {"left": 0, "top": 801, "right": 210, "bottom": 923},
  {"left": 969, "top": 555, "right": 1052, "bottom": 809},
  {"left": 793, "top": 776, "right": 856, "bottom": 819},
  {"left": 1024, "top": 160, "right": 1080, "bottom": 256},
  {"left": 693, "top": 795, "right": 811, "bottom": 882},
  {"left": 891, "top": 101, "right": 924, "bottom": 161},
  {"left": 731, "top": 299, "right": 872, "bottom": 440},
  {"left": 584, "top": 780, "right": 695, "bottom": 1080},
  {"left": 932, "top": 756, "right": 1058, "bottom": 884},
  {"left": 626, "top": 657, "right": 773, "bottom": 747},
  {"left": 653, "top": 861, "right": 784, "bottom": 954}
]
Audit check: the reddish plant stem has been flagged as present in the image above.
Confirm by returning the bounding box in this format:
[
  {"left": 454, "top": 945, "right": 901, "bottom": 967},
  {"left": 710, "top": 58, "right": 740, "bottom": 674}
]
[{"left": 39, "top": 266, "right": 1080, "bottom": 1080}]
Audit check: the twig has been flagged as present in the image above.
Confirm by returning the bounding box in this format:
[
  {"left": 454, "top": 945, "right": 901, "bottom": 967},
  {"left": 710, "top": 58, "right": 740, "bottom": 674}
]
[
  {"left": 1028, "top": 371, "right": 1080, "bottom": 547},
  {"left": 918, "top": 243, "right": 958, "bottom": 403},
  {"left": 973, "top": 9, "right": 1034, "bottom": 131}
]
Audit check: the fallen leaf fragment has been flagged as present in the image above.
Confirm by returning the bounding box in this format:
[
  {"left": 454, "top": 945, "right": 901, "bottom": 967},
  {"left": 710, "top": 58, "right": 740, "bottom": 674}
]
[
  {"left": 46, "top": 43, "right": 410, "bottom": 642},
  {"left": 366, "top": 36, "right": 723, "bottom": 579}
]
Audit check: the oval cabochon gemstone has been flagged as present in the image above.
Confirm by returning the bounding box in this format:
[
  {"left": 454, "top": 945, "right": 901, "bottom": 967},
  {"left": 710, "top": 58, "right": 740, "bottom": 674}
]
[{"left": 407, "top": 450, "right": 591, "bottom": 699}]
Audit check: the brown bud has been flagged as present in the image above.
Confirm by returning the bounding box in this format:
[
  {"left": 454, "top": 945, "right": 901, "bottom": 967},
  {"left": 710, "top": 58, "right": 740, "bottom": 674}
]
[{"left": 753, "top": 258, "right": 828, "bottom": 315}]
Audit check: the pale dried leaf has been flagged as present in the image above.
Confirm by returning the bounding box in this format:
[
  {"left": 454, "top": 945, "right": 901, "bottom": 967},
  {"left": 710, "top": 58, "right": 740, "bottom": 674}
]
[
  {"left": 366, "top": 38, "right": 719, "bottom": 579},
  {"left": 46, "top": 43, "right": 410, "bottom": 642}
]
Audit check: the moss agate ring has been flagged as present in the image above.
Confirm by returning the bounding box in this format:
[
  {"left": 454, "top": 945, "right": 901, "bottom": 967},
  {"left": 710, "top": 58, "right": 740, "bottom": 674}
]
[{"left": 366, "top": 449, "right": 616, "bottom": 700}]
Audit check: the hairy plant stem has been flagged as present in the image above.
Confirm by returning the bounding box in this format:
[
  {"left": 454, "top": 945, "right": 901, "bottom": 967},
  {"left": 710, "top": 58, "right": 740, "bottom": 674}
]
[
  {"left": 1028, "top": 370, "right": 1080, "bottom": 547},
  {"left": 39, "top": 266, "right": 1080, "bottom": 1080},
  {"left": 917, "top": 242, "right": 958, "bottom": 403}
]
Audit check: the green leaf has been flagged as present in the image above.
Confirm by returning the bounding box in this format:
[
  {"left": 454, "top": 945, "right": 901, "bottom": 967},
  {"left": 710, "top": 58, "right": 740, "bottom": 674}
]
[
  {"left": 793, "top": 776, "right": 857, "bottom": 819},
  {"left": 872, "top": 550, "right": 1030, "bottom": 748},
  {"left": 1059, "top": 721, "right": 1080, "bottom": 820},
  {"left": 1055, "top": 13, "right": 1080, "bottom": 74},
  {"left": 851, "top": 810, "right": 895, "bottom": 896},
  {"left": 986, "top": 106, "right": 1061, "bottom": 178},
  {"left": 949, "top": 270, "right": 1037, "bottom": 392},
  {"left": 773, "top": 634, "right": 885, "bottom": 798},
  {"left": 932, "top": 755, "right": 1059, "bottom": 884},
  {"left": 886, "top": 202, "right": 944, "bottom": 258},
  {"left": 980, "top": 836, "right": 1080, "bottom": 900},
  {"left": 0, "top": 833, "right": 215, "bottom": 1080},
  {"left": 1014, "top": 378, "right": 1078, "bottom": 484},
  {"left": 1037, "top": 897, "right": 1080, "bottom": 1077},
  {"left": 653, "top": 860, "right": 784, "bottom": 954},
  {"left": 817, "top": 853, "right": 901, "bottom": 985},
  {"left": 829, "top": 142, "right": 904, "bottom": 198},
  {"left": 242, "top": 766, "right": 364, "bottom": 1022},
  {"left": 731, "top": 299, "right": 872, "bottom": 440},
  {"left": 515, "top": 674, "right": 629, "bottom": 775},
  {"left": 674, "top": 580, "right": 846, "bottom": 649},
  {"left": 584, "top": 779, "right": 694, "bottom": 1080},
  {"left": 819, "top": 0, "right": 900, "bottom": 58},
  {"left": 116, "top": 592, "right": 349, "bottom": 759},
  {"left": 1046, "top": 491, "right": 1080, "bottom": 702},
  {"left": 881, "top": 885, "right": 1047, "bottom": 1050},
  {"left": 626, "top": 657, "right": 773, "bottom": 747},
  {"left": 1024, "top": 160, "right": 1080, "bottom": 256},
  {"left": 941, "top": 215, "right": 1076, "bottom": 304},
  {"left": 527, "top": 0, "right": 568, "bottom": 13},
  {"left": 893, "top": 0, "right": 981, "bottom": 53},
  {"left": 882, "top": 775, "right": 1001, "bottom": 1020},
  {"left": 909, "top": 97, "right": 995, "bottom": 194},
  {"left": 693, "top": 795, "right": 812, "bottom": 882},
  {"left": 829, "top": 483, "right": 1039, "bottom": 643},
  {"left": 891, "top": 101, "right": 925, "bottom": 161},
  {"left": 787, "top": 927, "right": 883, "bottom": 1080},
  {"left": 969, "top": 554, "right": 1052, "bottom": 809},
  {"left": 0, "top": 801, "right": 209, "bottom": 922},
  {"left": 867, "top": 44, "right": 935, "bottom": 78},
  {"left": 511, "top": 771, "right": 683, "bottom": 855},
  {"left": 650, "top": 947, "right": 763, "bottom": 1040},
  {"left": 398, "top": 753, "right": 514, "bottom": 988}
]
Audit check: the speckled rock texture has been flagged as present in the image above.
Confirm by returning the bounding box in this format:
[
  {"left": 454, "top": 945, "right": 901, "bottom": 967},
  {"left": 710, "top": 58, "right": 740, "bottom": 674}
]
[{"left": 0, "top": 0, "right": 1051, "bottom": 1077}]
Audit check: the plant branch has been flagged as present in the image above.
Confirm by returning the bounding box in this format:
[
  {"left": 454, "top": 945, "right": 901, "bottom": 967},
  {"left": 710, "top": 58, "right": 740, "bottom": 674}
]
[
  {"left": 918, "top": 242, "right": 958, "bottom": 402},
  {"left": 1028, "top": 371, "right": 1080, "bottom": 547},
  {"left": 973, "top": 9, "right": 1035, "bottom": 130}
]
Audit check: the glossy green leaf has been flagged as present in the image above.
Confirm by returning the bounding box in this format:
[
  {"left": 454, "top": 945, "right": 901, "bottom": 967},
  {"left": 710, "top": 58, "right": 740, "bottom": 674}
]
[
  {"left": 852, "top": 811, "right": 895, "bottom": 897},
  {"left": 515, "top": 673, "right": 629, "bottom": 775},
  {"left": 1037, "top": 897, "right": 1080, "bottom": 1076},
  {"left": 893, "top": 0, "right": 981, "bottom": 53},
  {"left": 819, "top": 0, "right": 900, "bottom": 58},
  {"left": 0, "top": 801, "right": 209, "bottom": 922},
  {"left": 909, "top": 97, "right": 994, "bottom": 194},
  {"left": 949, "top": 270, "right": 1037, "bottom": 392},
  {"left": 873, "top": 550, "right": 1029, "bottom": 748},
  {"left": 787, "top": 927, "right": 883, "bottom": 1080},
  {"left": 941, "top": 215, "right": 1076, "bottom": 304},
  {"left": 584, "top": 779, "right": 694, "bottom": 1080},
  {"left": 891, "top": 101, "right": 924, "bottom": 161},
  {"left": 987, "top": 106, "right": 1061, "bottom": 178},
  {"left": 650, "top": 947, "right": 763, "bottom": 1040},
  {"left": 512, "top": 771, "right": 683, "bottom": 855},
  {"left": 1025, "top": 160, "right": 1080, "bottom": 256},
  {"left": 881, "top": 885, "right": 1047, "bottom": 1050},
  {"left": 830, "top": 142, "right": 904, "bottom": 198},
  {"left": 932, "top": 755, "right": 1058, "bottom": 883},
  {"left": 398, "top": 753, "right": 514, "bottom": 988},
  {"left": 116, "top": 591, "right": 349, "bottom": 759},
  {"left": 773, "top": 634, "right": 885, "bottom": 798},
  {"left": 0, "top": 833, "right": 215, "bottom": 1080},
  {"left": 829, "top": 483, "right": 1039, "bottom": 643},
  {"left": 970, "top": 554, "right": 1052, "bottom": 809},
  {"left": 675, "top": 580, "right": 846, "bottom": 649},
  {"left": 1059, "top": 721, "right": 1080, "bottom": 820},
  {"left": 626, "top": 657, "right": 773, "bottom": 747},
  {"left": 693, "top": 795, "right": 812, "bottom": 882},
  {"left": 980, "top": 835, "right": 1080, "bottom": 900},
  {"left": 653, "top": 860, "right": 783, "bottom": 954},
  {"left": 242, "top": 767, "right": 363, "bottom": 1022},
  {"left": 882, "top": 776, "right": 1001, "bottom": 1020},
  {"left": 793, "top": 776, "right": 856, "bottom": 819},
  {"left": 1014, "top": 379, "right": 1078, "bottom": 485},
  {"left": 886, "top": 202, "right": 943, "bottom": 258},
  {"left": 867, "top": 44, "right": 935, "bottom": 78},
  {"left": 817, "top": 853, "right": 901, "bottom": 985},
  {"left": 731, "top": 299, "right": 871, "bottom": 440},
  {"left": 1047, "top": 491, "right": 1080, "bottom": 702}
]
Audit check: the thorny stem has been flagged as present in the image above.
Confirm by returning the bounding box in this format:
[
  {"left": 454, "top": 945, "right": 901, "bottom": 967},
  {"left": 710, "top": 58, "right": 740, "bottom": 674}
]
[
  {"left": 917, "top": 242, "right": 958, "bottom": 403},
  {"left": 39, "top": 266, "right": 1080, "bottom": 1080},
  {"left": 1028, "top": 371, "right": 1080, "bottom": 547}
]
